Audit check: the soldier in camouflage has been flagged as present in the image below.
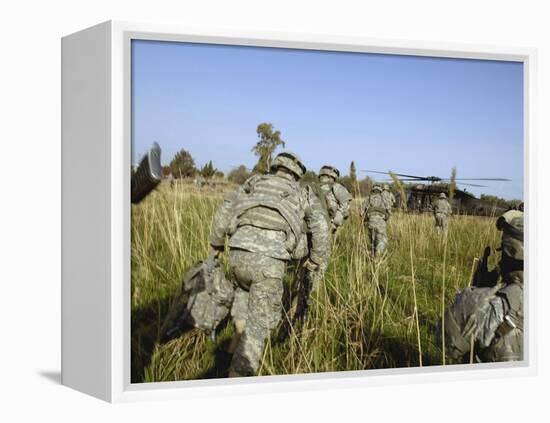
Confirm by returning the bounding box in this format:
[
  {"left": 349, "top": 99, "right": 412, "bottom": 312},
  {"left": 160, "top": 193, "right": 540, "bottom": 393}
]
[
  {"left": 382, "top": 184, "right": 396, "bottom": 210},
  {"left": 443, "top": 210, "right": 524, "bottom": 362},
  {"left": 209, "top": 152, "right": 330, "bottom": 377},
  {"left": 363, "top": 185, "right": 392, "bottom": 256},
  {"left": 318, "top": 165, "right": 352, "bottom": 234},
  {"left": 434, "top": 192, "right": 452, "bottom": 233}
]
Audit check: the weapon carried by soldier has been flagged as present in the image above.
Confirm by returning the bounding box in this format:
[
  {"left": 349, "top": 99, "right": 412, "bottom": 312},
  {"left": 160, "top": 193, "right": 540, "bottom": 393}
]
[
  {"left": 131, "top": 142, "right": 162, "bottom": 204},
  {"left": 471, "top": 246, "right": 500, "bottom": 288},
  {"left": 277, "top": 258, "right": 318, "bottom": 342}
]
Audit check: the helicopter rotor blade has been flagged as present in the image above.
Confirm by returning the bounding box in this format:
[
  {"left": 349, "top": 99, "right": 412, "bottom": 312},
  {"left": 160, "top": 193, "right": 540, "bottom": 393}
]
[
  {"left": 455, "top": 182, "right": 487, "bottom": 188},
  {"left": 440, "top": 178, "right": 510, "bottom": 182},
  {"left": 451, "top": 178, "right": 511, "bottom": 181},
  {"left": 361, "top": 170, "right": 427, "bottom": 179}
]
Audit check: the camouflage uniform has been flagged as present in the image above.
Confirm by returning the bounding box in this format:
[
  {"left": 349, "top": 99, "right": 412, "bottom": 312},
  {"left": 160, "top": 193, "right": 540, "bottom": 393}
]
[
  {"left": 318, "top": 165, "right": 352, "bottom": 233},
  {"left": 209, "top": 152, "right": 330, "bottom": 377},
  {"left": 363, "top": 185, "right": 391, "bottom": 256},
  {"left": 444, "top": 210, "right": 524, "bottom": 362},
  {"left": 382, "top": 184, "right": 396, "bottom": 210},
  {"left": 434, "top": 193, "right": 452, "bottom": 233}
]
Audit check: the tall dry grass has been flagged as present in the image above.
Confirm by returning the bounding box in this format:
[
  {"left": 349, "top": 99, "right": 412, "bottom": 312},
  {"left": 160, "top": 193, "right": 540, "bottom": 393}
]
[{"left": 131, "top": 181, "right": 500, "bottom": 382}]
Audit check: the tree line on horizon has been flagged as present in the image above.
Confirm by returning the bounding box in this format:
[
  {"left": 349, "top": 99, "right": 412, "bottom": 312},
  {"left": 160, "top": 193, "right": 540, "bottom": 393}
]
[{"left": 159, "top": 122, "right": 519, "bottom": 204}]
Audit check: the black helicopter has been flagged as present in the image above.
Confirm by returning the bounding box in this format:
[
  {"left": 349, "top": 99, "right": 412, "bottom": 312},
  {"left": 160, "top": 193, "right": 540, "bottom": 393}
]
[{"left": 361, "top": 170, "right": 512, "bottom": 216}]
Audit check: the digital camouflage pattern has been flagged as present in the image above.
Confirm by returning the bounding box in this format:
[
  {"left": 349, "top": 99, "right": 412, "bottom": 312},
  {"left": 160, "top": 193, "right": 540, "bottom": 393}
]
[
  {"left": 208, "top": 155, "right": 330, "bottom": 377},
  {"left": 382, "top": 185, "right": 396, "bottom": 210},
  {"left": 183, "top": 254, "right": 234, "bottom": 332},
  {"left": 363, "top": 187, "right": 391, "bottom": 256},
  {"left": 320, "top": 181, "right": 352, "bottom": 232},
  {"left": 434, "top": 197, "right": 452, "bottom": 233},
  {"left": 227, "top": 250, "right": 286, "bottom": 376},
  {"left": 209, "top": 171, "right": 329, "bottom": 265},
  {"left": 443, "top": 210, "right": 523, "bottom": 362}
]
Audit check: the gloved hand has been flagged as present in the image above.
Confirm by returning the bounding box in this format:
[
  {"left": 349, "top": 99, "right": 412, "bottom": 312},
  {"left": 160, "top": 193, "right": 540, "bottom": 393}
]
[{"left": 304, "top": 258, "right": 319, "bottom": 272}]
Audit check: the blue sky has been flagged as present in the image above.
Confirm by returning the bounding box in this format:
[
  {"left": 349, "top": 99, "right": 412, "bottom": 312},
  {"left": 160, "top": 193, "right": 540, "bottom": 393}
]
[{"left": 132, "top": 40, "right": 524, "bottom": 200}]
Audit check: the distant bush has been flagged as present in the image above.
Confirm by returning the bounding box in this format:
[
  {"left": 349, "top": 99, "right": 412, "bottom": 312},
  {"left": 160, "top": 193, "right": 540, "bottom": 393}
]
[
  {"left": 228, "top": 165, "right": 251, "bottom": 185},
  {"left": 170, "top": 149, "right": 196, "bottom": 178}
]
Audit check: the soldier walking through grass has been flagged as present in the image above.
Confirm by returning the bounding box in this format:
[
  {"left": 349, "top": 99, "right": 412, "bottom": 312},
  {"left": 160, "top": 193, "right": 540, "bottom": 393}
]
[
  {"left": 209, "top": 152, "right": 330, "bottom": 377},
  {"left": 434, "top": 192, "right": 452, "bottom": 234},
  {"left": 318, "top": 165, "right": 352, "bottom": 234},
  {"left": 363, "top": 184, "right": 391, "bottom": 256}
]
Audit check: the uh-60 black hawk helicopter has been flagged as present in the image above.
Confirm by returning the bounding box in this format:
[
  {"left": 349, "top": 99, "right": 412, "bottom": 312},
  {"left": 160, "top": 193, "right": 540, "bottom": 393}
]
[{"left": 361, "top": 170, "right": 511, "bottom": 217}]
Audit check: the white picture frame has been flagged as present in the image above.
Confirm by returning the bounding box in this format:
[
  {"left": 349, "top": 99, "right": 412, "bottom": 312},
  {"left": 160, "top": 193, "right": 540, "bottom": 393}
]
[{"left": 61, "top": 20, "right": 537, "bottom": 403}]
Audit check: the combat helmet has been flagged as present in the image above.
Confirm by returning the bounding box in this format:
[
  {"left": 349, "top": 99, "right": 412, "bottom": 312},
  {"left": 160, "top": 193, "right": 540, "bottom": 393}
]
[
  {"left": 372, "top": 184, "right": 382, "bottom": 193},
  {"left": 439, "top": 193, "right": 447, "bottom": 199},
  {"left": 270, "top": 152, "right": 306, "bottom": 179},
  {"left": 319, "top": 165, "right": 340, "bottom": 180},
  {"left": 497, "top": 210, "right": 523, "bottom": 261}
]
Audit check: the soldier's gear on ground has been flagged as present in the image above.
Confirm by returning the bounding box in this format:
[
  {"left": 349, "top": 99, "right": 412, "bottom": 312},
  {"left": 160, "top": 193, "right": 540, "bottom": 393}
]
[{"left": 131, "top": 142, "right": 162, "bottom": 204}]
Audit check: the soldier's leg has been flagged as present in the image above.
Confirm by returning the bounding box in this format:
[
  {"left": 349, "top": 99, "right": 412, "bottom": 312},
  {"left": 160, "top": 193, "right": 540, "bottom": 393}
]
[
  {"left": 442, "top": 216, "right": 449, "bottom": 233},
  {"left": 376, "top": 220, "right": 388, "bottom": 255},
  {"left": 228, "top": 255, "right": 285, "bottom": 377},
  {"left": 367, "top": 219, "right": 376, "bottom": 256},
  {"left": 228, "top": 288, "right": 248, "bottom": 354}
]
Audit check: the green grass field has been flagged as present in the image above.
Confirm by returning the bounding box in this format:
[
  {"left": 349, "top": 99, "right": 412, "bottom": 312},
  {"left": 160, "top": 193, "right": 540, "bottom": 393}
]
[{"left": 131, "top": 180, "right": 500, "bottom": 382}]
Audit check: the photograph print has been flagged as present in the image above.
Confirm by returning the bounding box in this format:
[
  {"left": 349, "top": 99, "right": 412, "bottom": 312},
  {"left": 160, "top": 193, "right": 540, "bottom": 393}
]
[{"left": 130, "top": 39, "right": 524, "bottom": 383}]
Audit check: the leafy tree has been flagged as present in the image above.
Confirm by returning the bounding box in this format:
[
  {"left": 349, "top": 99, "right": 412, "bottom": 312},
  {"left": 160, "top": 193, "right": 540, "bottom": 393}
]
[
  {"left": 170, "top": 149, "right": 196, "bottom": 178},
  {"left": 480, "top": 194, "right": 522, "bottom": 210},
  {"left": 161, "top": 166, "right": 172, "bottom": 177},
  {"left": 214, "top": 170, "right": 224, "bottom": 178},
  {"left": 200, "top": 160, "right": 217, "bottom": 179},
  {"left": 228, "top": 165, "right": 251, "bottom": 185},
  {"left": 252, "top": 123, "right": 285, "bottom": 174}
]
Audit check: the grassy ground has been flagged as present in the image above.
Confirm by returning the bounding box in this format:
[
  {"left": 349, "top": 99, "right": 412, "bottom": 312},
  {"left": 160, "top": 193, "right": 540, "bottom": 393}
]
[{"left": 131, "top": 180, "right": 500, "bottom": 382}]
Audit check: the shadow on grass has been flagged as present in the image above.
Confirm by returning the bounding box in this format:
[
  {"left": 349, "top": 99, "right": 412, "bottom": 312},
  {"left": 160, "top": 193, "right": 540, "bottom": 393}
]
[
  {"left": 131, "top": 294, "right": 195, "bottom": 383},
  {"left": 194, "top": 337, "right": 234, "bottom": 379},
  {"left": 365, "top": 331, "right": 440, "bottom": 369}
]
